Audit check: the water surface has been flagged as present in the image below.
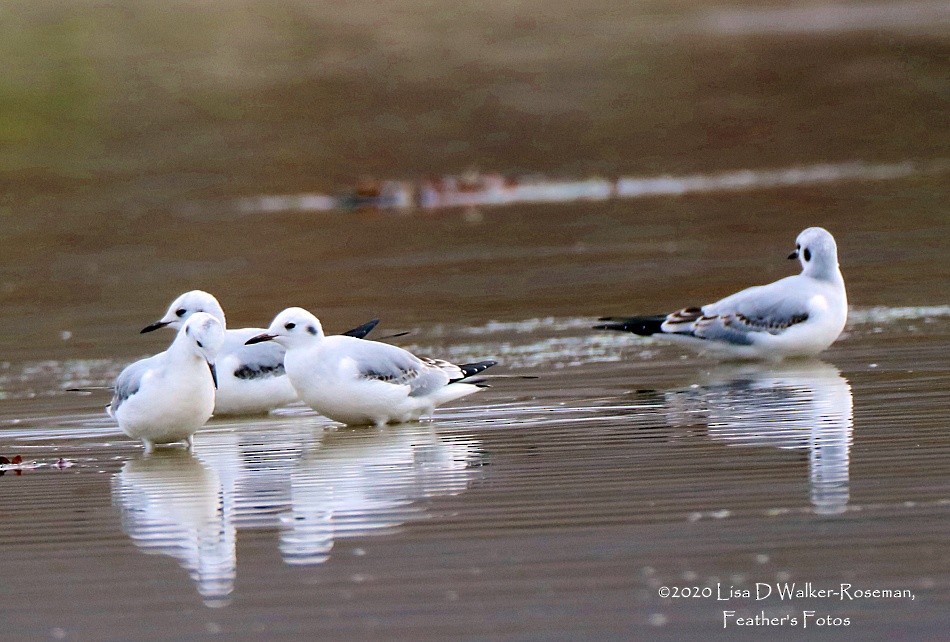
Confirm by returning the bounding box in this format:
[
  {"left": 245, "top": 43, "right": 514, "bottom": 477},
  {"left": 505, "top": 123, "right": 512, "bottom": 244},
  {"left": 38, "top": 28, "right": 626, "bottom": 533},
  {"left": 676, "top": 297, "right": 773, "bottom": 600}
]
[{"left": 1, "top": 1, "right": 948, "bottom": 639}]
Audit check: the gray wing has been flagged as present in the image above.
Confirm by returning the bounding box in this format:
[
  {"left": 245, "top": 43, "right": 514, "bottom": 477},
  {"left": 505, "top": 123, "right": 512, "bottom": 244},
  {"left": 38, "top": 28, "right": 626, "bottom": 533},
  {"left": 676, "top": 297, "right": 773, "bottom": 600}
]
[
  {"left": 689, "top": 276, "right": 812, "bottom": 344},
  {"left": 225, "top": 328, "right": 287, "bottom": 380},
  {"left": 109, "top": 356, "right": 156, "bottom": 416},
  {"left": 347, "top": 340, "right": 451, "bottom": 397}
]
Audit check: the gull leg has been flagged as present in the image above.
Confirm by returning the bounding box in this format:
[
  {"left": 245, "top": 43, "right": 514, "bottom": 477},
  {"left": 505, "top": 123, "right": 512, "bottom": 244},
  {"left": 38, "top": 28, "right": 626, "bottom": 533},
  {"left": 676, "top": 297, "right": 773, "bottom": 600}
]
[{"left": 142, "top": 439, "right": 155, "bottom": 455}]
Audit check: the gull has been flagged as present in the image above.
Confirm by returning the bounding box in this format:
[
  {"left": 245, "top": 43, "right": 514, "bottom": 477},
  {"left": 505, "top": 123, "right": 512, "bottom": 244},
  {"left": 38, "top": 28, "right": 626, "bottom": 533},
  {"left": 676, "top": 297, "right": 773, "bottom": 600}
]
[
  {"left": 109, "top": 312, "right": 224, "bottom": 452},
  {"left": 246, "top": 307, "right": 496, "bottom": 426},
  {"left": 596, "top": 227, "right": 848, "bottom": 359},
  {"left": 141, "top": 290, "right": 380, "bottom": 415}
]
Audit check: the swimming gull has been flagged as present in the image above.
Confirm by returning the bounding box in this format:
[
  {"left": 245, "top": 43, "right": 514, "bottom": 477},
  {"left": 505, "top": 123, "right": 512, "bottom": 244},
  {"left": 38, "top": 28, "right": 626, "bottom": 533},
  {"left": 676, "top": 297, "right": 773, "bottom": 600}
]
[
  {"left": 595, "top": 227, "right": 848, "bottom": 359},
  {"left": 109, "top": 312, "right": 224, "bottom": 452},
  {"left": 141, "top": 290, "right": 380, "bottom": 415},
  {"left": 246, "top": 307, "right": 496, "bottom": 426}
]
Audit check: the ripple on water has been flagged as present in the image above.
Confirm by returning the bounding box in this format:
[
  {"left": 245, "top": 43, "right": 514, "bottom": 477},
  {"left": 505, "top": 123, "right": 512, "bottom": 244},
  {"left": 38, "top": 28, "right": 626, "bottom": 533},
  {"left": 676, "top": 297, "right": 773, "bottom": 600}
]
[
  {"left": 0, "top": 301, "right": 946, "bottom": 637},
  {"left": 1, "top": 306, "right": 948, "bottom": 400}
]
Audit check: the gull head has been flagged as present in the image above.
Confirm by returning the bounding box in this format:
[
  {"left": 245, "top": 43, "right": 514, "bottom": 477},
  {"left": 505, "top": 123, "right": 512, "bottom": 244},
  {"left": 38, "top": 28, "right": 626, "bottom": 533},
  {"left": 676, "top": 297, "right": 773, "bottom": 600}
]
[
  {"left": 788, "top": 227, "right": 840, "bottom": 281},
  {"left": 142, "top": 290, "right": 226, "bottom": 334},
  {"left": 181, "top": 312, "right": 225, "bottom": 387},
  {"left": 246, "top": 307, "right": 325, "bottom": 348}
]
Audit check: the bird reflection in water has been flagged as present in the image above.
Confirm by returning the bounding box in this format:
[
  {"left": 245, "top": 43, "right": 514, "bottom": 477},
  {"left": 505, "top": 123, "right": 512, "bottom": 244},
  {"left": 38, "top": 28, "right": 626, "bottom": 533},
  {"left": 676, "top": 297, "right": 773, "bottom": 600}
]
[
  {"left": 111, "top": 449, "right": 235, "bottom": 607},
  {"left": 663, "top": 360, "right": 853, "bottom": 514},
  {"left": 112, "top": 422, "right": 483, "bottom": 604},
  {"left": 279, "top": 425, "right": 483, "bottom": 565}
]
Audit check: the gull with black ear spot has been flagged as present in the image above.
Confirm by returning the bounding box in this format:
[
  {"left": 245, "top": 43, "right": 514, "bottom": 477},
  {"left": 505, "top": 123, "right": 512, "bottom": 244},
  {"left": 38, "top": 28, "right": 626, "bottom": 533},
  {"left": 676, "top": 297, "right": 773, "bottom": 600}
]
[
  {"left": 246, "top": 307, "right": 497, "bottom": 427},
  {"left": 140, "top": 290, "right": 383, "bottom": 415},
  {"left": 109, "top": 312, "right": 225, "bottom": 453},
  {"left": 596, "top": 227, "right": 848, "bottom": 359}
]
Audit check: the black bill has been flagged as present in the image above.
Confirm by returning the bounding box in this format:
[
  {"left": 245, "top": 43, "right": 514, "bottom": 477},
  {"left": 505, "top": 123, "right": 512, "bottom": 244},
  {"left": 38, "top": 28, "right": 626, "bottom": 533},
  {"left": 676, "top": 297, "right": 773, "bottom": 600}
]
[
  {"left": 208, "top": 362, "right": 218, "bottom": 389},
  {"left": 245, "top": 333, "right": 276, "bottom": 345},
  {"left": 140, "top": 320, "right": 171, "bottom": 334}
]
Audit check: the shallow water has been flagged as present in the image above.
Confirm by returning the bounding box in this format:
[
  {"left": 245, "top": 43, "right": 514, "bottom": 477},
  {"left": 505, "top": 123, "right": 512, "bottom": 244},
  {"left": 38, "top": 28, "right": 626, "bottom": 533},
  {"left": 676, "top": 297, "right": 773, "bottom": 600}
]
[
  {"left": 1, "top": 1, "right": 949, "bottom": 639},
  {"left": 1, "top": 304, "right": 948, "bottom": 638}
]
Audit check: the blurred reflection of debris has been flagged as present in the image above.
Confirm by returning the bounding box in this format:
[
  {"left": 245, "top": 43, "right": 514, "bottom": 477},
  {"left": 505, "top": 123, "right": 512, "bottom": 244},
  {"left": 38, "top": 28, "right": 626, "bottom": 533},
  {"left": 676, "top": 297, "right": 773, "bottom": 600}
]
[{"left": 232, "top": 160, "right": 927, "bottom": 216}]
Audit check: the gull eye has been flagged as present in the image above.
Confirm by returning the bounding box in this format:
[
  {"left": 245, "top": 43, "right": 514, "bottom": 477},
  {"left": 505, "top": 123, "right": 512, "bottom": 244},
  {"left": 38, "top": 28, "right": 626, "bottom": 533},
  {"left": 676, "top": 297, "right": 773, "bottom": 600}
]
[
  {"left": 803, "top": 248, "right": 811, "bottom": 262},
  {"left": 284, "top": 322, "right": 296, "bottom": 330},
  {"left": 176, "top": 308, "right": 187, "bottom": 317},
  {"left": 796, "top": 244, "right": 800, "bottom": 250},
  {"left": 196, "top": 340, "right": 203, "bottom": 348}
]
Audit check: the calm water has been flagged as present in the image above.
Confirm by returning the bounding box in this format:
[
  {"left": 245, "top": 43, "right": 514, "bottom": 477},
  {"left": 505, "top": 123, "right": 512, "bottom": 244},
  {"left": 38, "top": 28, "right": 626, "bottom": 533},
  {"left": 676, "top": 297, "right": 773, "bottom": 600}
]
[{"left": 1, "top": 1, "right": 948, "bottom": 639}]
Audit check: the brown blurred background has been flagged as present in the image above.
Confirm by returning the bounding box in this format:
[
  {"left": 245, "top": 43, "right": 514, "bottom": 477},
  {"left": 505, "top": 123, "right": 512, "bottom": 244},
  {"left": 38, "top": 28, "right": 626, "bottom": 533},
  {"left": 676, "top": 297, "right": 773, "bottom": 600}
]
[{"left": 1, "top": 0, "right": 947, "bottom": 359}]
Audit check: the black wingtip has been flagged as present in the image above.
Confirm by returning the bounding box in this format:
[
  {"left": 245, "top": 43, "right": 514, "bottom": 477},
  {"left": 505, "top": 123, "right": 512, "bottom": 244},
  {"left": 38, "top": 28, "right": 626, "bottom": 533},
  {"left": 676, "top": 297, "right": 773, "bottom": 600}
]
[
  {"left": 448, "top": 360, "right": 498, "bottom": 384},
  {"left": 341, "top": 318, "right": 380, "bottom": 339},
  {"left": 459, "top": 360, "right": 497, "bottom": 378},
  {"left": 378, "top": 330, "right": 412, "bottom": 340},
  {"left": 593, "top": 315, "right": 666, "bottom": 336},
  {"left": 66, "top": 386, "right": 113, "bottom": 393}
]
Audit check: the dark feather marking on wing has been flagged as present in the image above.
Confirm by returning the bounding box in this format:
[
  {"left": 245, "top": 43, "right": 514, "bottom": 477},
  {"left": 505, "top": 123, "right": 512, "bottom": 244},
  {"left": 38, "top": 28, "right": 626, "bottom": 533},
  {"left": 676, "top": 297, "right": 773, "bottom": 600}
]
[
  {"left": 361, "top": 366, "right": 418, "bottom": 385},
  {"left": 671, "top": 307, "right": 703, "bottom": 320},
  {"left": 663, "top": 308, "right": 704, "bottom": 326},
  {"left": 234, "top": 363, "right": 286, "bottom": 380},
  {"left": 734, "top": 312, "right": 809, "bottom": 333},
  {"left": 419, "top": 356, "right": 451, "bottom": 369}
]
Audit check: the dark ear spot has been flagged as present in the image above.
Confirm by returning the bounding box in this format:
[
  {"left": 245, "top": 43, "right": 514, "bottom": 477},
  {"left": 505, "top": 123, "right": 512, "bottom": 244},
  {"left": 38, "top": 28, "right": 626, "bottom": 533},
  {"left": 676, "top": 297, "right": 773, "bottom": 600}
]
[
  {"left": 185, "top": 326, "right": 191, "bottom": 335},
  {"left": 307, "top": 325, "right": 317, "bottom": 335},
  {"left": 803, "top": 248, "right": 811, "bottom": 262}
]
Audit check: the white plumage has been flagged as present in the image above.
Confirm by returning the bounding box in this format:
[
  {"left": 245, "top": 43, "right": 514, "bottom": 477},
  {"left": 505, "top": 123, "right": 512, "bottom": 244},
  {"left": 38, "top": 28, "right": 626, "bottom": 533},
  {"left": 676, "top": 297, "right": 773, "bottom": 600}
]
[
  {"left": 597, "top": 227, "right": 848, "bottom": 359},
  {"left": 247, "top": 307, "right": 496, "bottom": 427},
  {"left": 109, "top": 312, "right": 224, "bottom": 452},
  {"left": 141, "top": 290, "right": 379, "bottom": 415}
]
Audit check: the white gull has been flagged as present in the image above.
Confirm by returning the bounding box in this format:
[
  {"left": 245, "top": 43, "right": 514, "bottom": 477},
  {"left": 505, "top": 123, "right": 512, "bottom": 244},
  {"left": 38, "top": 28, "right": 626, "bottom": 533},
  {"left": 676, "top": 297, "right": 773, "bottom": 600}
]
[
  {"left": 109, "top": 312, "right": 224, "bottom": 452},
  {"left": 247, "top": 307, "right": 496, "bottom": 427},
  {"left": 141, "top": 290, "right": 379, "bottom": 415},
  {"left": 596, "top": 227, "right": 848, "bottom": 359}
]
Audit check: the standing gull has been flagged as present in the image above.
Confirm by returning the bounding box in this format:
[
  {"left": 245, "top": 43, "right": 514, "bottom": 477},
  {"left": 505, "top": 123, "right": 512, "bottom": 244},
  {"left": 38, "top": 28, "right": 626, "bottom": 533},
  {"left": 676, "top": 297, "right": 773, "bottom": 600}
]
[
  {"left": 246, "top": 307, "right": 496, "bottom": 426},
  {"left": 596, "top": 227, "right": 848, "bottom": 359},
  {"left": 141, "top": 290, "right": 380, "bottom": 415},
  {"left": 109, "top": 312, "right": 224, "bottom": 452}
]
